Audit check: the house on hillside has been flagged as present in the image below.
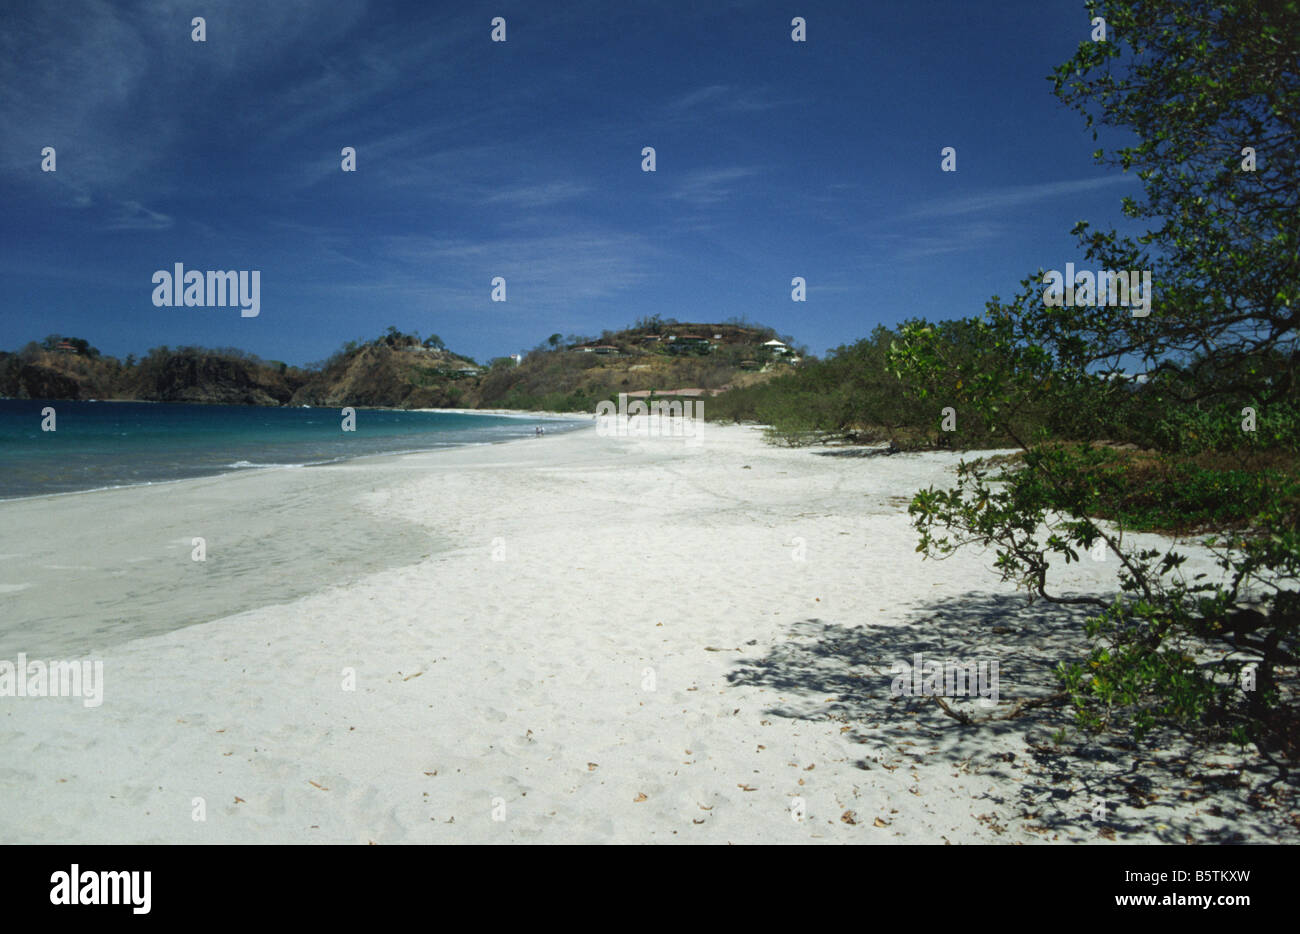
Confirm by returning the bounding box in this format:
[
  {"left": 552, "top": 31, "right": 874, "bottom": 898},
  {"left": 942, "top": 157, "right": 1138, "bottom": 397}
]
[{"left": 764, "top": 339, "right": 790, "bottom": 355}]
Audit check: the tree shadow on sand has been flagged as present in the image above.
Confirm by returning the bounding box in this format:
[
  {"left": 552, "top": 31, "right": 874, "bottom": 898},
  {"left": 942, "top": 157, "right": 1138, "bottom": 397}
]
[
  {"left": 811, "top": 446, "right": 895, "bottom": 458},
  {"left": 727, "top": 591, "right": 1297, "bottom": 843}
]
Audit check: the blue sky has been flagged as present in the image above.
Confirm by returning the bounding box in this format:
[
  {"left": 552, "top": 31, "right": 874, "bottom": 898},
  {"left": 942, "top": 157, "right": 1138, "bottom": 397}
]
[{"left": 0, "top": 0, "right": 1142, "bottom": 366}]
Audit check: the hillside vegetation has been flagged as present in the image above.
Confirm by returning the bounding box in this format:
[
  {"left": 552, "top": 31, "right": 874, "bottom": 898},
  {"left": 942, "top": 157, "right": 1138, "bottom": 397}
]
[
  {"left": 0, "top": 319, "right": 800, "bottom": 410},
  {"left": 477, "top": 318, "right": 799, "bottom": 410}
]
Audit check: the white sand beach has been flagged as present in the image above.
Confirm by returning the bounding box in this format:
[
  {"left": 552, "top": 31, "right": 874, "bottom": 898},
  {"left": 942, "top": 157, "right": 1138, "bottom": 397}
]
[{"left": 1, "top": 423, "right": 1294, "bottom": 844}]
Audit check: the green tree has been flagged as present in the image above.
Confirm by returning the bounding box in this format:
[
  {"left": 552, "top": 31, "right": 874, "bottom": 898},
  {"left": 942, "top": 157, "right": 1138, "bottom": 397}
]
[
  {"left": 636, "top": 314, "right": 665, "bottom": 334},
  {"left": 891, "top": 0, "right": 1299, "bottom": 746}
]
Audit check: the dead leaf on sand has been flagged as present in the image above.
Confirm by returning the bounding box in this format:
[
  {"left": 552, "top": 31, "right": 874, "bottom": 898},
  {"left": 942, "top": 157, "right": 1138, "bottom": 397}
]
[
  {"left": 874, "top": 817, "right": 889, "bottom": 827},
  {"left": 737, "top": 784, "right": 757, "bottom": 792},
  {"left": 587, "top": 763, "right": 598, "bottom": 771},
  {"left": 308, "top": 780, "right": 328, "bottom": 791},
  {"left": 841, "top": 811, "right": 858, "bottom": 825},
  {"left": 634, "top": 793, "right": 648, "bottom": 802}
]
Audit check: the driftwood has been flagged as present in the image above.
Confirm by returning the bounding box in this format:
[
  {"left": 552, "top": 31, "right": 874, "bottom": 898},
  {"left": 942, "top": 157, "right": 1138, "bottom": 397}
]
[{"left": 932, "top": 692, "right": 1068, "bottom": 726}]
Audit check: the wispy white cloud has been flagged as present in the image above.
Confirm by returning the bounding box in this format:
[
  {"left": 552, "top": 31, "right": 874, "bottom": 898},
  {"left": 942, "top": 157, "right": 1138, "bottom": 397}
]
[
  {"left": 484, "top": 182, "right": 591, "bottom": 209},
  {"left": 0, "top": 0, "right": 470, "bottom": 229},
  {"left": 301, "top": 226, "right": 659, "bottom": 308},
  {"left": 288, "top": 129, "right": 507, "bottom": 193},
  {"left": 850, "top": 220, "right": 1007, "bottom": 264},
  {"left": 102, "top": 198, "right": 173, "bottom": 231},
  {"left": 50, "top": 184, "right": 174, "bottom": 232},
  {"left": 662, "top": 83, "right": 796, "bottom": 118},
  {"left": 665, "top": 84, "right": 730, "bottom": 112},
  {"left": 906, "top": 176, "right": 1137, "bottom": 219},
  {"left": 670, "top": 167, "right": 761, "bottom": 206},
  {"left": 0, "top": 0, "right": 372, "bottom": 180},
  {"left": 896, "top": 221, "right": 1006, "bottom": 260},
  {"left": 246, "top": 24, "right": 478, "bottom": 146},
  {"left": 287, "top": 129, "right": 594, "bottom": 212}
]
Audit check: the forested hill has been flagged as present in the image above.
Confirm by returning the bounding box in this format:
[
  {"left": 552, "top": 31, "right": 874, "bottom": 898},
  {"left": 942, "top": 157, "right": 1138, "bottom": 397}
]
[{"left": 0, "top": 320, "right": 804, "bottom": 410}]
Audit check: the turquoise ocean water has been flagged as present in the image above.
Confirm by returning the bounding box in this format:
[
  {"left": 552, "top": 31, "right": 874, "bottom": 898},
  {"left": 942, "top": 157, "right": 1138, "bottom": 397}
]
[{"left": 0, "top": 399, "right": 583, "bottom": 500}]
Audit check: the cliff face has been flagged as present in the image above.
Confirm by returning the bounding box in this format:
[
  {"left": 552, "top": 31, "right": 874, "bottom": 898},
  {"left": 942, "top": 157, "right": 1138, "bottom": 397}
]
[
  {"left": 132, "top": 351, "right": 305, "bottom": 406},
  {"left": 0, "top": 350, "right": 124, "bottom": 400},
  {"left": 6, "top": 360, "right": 87, "bottom": 399}
]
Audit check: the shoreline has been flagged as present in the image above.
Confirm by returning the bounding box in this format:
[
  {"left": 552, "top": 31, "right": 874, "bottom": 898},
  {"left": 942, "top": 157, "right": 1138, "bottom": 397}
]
[
  {"left": 0, "top": 407, "right": 592, "bottom": 506},
  {"left": 1, "top": 395, "right": 595, "bottom": 419}
]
